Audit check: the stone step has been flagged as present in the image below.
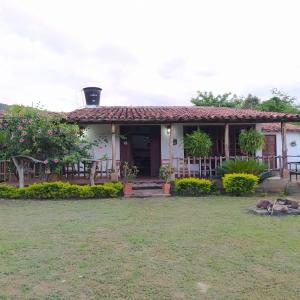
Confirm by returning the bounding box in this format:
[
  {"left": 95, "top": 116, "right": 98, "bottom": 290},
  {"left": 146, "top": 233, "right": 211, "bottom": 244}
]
[
  {"left": 132, "top": 182, "right": 164, "bottom": 190},
  {"left": 125, "top": 188, "right": 170, "bottom": 198}
]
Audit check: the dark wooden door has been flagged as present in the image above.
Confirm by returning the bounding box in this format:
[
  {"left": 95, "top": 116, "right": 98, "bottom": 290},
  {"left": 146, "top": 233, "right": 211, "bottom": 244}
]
[
  {"left": 262, "top": 135, "right": 277, "bottom": 169},
  {"left": 150, "top": 126, "right": 161, "bottom": 177}
]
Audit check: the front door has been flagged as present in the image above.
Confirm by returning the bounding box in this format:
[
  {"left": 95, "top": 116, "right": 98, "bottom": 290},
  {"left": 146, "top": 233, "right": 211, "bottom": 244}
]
[
  {"left": 262, "top": 135, "right": 277, "bottom": 169},
  {"left": 120, "top": 126, "right": 161, "bottom": 177}
]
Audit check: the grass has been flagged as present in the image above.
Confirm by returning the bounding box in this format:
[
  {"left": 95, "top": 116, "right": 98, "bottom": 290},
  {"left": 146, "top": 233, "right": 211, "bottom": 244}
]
[{"left": 0, "top": 196, "right": 299, "bottom": 299}]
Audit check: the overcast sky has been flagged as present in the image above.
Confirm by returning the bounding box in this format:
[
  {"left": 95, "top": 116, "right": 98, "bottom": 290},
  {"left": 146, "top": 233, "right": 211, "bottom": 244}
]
[{"left": 1, "top": 0, "right": 300, "bottom": 112}]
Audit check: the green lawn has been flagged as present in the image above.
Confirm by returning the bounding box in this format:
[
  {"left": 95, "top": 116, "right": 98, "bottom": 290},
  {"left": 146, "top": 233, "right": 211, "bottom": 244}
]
[{"left": 0, "top": 196, "right": 299, "bottom": 300}]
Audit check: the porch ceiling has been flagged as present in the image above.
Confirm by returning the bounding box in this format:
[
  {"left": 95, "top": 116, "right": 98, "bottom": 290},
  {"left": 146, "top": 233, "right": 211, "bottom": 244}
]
[{"left": 67, "top": 106, "right": 300, "bottom": 124}]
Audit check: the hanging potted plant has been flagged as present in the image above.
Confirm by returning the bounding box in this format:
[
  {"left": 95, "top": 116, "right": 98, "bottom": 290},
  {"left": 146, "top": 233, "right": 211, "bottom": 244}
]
[
  {"left": 122, "top": 161, "right": 139, "bottom": 196},
  {"left": 239, "top": 128, "right": 265, "bottom": 156},
  {"left": 159, "top": 165, "right": 175, "bottom": 194}
]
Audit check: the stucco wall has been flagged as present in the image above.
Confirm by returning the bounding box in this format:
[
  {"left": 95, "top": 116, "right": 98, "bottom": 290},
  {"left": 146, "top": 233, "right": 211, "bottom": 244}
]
[
  {"left": 85, "top": 124, "right": 120, "bottom": 160},
  {"left": 85, "top": 123, "right": 300, "bottom": 164},
  {"left": 274, "top": 131, "right": 300, "bottom": 162},
  {"left": 161, "top": 124, "right": 184, "bottom": 160}
]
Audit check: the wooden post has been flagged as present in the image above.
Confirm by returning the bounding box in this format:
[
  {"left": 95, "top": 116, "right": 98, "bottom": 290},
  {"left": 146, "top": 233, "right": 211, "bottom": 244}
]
[
  {"left": 224, "top": 123, "right": 230, "bottom": 160},
  {"left": 281, "top": 122, "right": 289, "bottom": 178},
  {"left": 111, "top": 123, "right": 118, "bottom": 181}
]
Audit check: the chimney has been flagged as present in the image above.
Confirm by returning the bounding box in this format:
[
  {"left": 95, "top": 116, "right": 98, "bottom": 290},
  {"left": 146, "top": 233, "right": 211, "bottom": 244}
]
[{"left": 83, "top": 87, "right": 102, "bottom": 107}]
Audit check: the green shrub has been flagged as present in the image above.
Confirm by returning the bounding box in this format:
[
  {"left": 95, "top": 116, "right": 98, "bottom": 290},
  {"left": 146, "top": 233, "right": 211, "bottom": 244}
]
[
  {"left": 222, "top": 173, "right": 259, "bottom": 195},
  {"left": 175, "top": 178, "right": 212, "bottom": 196},
  {"left": 0, "top": 185, "right": 20, "bottom": 198},
  {"left": 0, "top": 181, "right": 122, "bottom": 199},
  {"left": 218, "top": 159, "right": 266, "bottom": 177}
]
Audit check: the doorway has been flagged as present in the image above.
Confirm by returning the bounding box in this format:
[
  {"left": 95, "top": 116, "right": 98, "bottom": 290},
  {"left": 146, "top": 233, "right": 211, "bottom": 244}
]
[
  {"left": 120, "top": 125, "right": 161, "bottom": 177},
  {"left": 262, "top": 135, "right": 277, "bottom": 169}
]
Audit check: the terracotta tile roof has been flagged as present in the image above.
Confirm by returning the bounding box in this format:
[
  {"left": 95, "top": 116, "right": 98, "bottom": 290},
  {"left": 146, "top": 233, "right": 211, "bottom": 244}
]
[
  {"left": 67, "top": 106, "right": 300, "bottom": 124},
  {"left": 261, "top": 123, "right": 300, "bottom": 132}
]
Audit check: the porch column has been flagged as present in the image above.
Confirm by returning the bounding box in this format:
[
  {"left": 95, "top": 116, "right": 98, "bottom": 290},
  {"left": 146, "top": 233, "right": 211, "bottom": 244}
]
[
  {"left": 110, "top": 123, "right": 118, "bottom": 181},
  {"left": 168, "top": 124, "right": 173, "bottom": 167},
  {"left": 224, "top": 123, "right": 230, "bottom": 160},
  {"left": 280, "top": 122, "right": 289, "bottom": 178}
]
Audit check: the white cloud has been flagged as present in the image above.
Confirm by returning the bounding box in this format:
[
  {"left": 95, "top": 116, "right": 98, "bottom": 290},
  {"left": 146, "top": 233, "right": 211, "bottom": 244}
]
[{"left": 1, "top": 0, "right": 300, "bottom": 111}]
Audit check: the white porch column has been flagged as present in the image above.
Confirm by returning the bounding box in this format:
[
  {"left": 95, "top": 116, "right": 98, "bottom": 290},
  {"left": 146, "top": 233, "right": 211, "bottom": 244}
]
[
  {"left": 224, "top": 123, "right": 230, "bottom": 160},
  {"left": 110, "top": 123, "right": 118, "bottom": 181},
  {"left": 280, "top": 122, "right": 289, "bottom": 178}
]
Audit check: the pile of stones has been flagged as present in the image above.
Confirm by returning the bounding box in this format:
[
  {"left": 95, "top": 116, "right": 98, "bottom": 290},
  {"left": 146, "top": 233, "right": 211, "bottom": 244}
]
[{"left": 252, "top": 198, "right": 300, "bottom": 216}]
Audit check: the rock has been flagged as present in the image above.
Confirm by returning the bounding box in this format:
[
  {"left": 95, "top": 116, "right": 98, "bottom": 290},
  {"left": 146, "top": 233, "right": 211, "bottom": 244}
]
[
  {"left": 256, "top": 200, "right": 271, "bottom": 209},
  {"left": 276, "top": 198, "right": 287, "bottom": 205},
  {"left": 285, "top": 199, "right": 299, "bottom": 209},
  {"left": 273, "top": 204, "right": 289, "bottom": 213}
]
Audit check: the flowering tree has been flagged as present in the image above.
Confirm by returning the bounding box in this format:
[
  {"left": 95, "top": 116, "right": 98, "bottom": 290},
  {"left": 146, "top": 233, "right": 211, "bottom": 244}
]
[{"left": 0, "top": 105, "right": 96, "bottom": 187}]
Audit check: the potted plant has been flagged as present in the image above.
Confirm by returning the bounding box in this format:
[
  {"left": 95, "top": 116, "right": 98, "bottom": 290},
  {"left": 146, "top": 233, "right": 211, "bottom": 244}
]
[
  {"left": 122, "top": 162, "right": 139, "bottom": 196},
  {"left": 159, "top": 165, "right": 175, "bottom": 194}
]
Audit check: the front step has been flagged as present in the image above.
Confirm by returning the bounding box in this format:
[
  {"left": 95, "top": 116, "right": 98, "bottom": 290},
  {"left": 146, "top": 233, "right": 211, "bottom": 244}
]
[
  {"left": 132, "top": 182, "right": 164, "bottom": 190},
  {"left": 126, "top": 188, "right": 170, "bottom": 198}
]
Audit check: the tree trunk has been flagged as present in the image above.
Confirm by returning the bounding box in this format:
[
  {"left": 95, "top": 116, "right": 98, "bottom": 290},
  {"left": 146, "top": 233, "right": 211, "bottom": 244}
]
[
  {"left": 12, "top": 157, "right": 25, "bottom": 188},
  {"left": 90, "top": 161, "right": 97, "bottom": 186}
]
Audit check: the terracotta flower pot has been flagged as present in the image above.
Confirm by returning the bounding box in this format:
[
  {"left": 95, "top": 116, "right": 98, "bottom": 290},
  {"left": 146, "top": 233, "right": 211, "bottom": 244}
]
[
  {"left": 123, "top": 182, "right": 133, "bottom": 196},
  {"left": 162, "top": 183, "right": 171, "bottom": 194}
]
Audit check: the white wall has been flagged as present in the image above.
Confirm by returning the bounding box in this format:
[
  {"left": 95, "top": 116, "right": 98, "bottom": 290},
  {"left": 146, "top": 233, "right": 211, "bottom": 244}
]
[
  {"left": 161, "top": 123, "right": 184, "bottom": 160},
  {"left": 85, "top": 124, "right": 120, "bottom": 160},
  {"left": 274, "top": 131, "right": 300, "bottom": 162}
]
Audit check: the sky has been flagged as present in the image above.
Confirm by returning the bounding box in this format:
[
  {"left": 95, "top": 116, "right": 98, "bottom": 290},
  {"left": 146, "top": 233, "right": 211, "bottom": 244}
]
[{"left": 1, "top": 0, "right": 300, "bottom": 112}]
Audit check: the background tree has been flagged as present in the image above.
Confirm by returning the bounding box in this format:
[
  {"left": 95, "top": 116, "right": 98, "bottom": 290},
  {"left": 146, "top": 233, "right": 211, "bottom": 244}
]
[
  {"left": 191, "top": 89, "right": 299, "bottom": 113},
  {"left": 241, "top": 94, "right": 261, "bottom": 109},
  {"left": 191, "top": 91, "right": 243, "bottom": 108},
  {"left": 0, "top": 105, "right": 97, "bottom": 187},
  {"left": 258, "top": 88, "right": 299, "bottom": 113}
]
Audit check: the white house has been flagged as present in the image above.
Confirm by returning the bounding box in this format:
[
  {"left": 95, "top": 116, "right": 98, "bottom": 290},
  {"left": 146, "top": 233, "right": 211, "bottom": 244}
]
[{"left": 67, "top": 88, "right": 300, "bottom": 179}]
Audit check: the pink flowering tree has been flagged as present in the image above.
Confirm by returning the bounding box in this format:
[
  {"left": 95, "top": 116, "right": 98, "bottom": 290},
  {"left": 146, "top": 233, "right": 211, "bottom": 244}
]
[{"left": 0, "top": 105, "right": 97, "bottom": 187}]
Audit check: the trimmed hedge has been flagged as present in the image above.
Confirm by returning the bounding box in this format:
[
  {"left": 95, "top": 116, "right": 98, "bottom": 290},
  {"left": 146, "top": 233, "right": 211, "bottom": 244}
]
[
  {"left": 0, "top": 181, "right": 123, "bottom": 199},
  {"left": 222, "top": 173, "right": 258, "bottom": 196},
  {"left": 175, "top": 178, "right": 212, "bottom": 196}
]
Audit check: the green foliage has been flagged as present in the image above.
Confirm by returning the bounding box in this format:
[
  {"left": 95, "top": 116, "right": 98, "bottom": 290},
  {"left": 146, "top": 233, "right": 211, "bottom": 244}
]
[
  {"left": 258, "top": 171, "right": 276, "bottom": 183},
  {"left": 258, "top": 88, "right": 298, "bottom": 113},
  {"left": 191, "top": 88, "right": 299, "bottom": 113},
  {"left": 122, "top": 162, "right": 139, "bottom": 182},
  {"left": 0, "top": 181, "right": 122, "bottom": 199},
  {"left": 218, "top": 159, "right": 266, "bottom": 177},
  {"left": 222, "top": 173, "right": 259, "bottom": 195},
  {"left": 159, "top": 165, "right": 175, "bottom": 183},
  {"left": 0, "top": 105, "right": 97, "bottom": 172},
  {"left": 241, "top": 94, "right": 261, "bottom": 109},
  {"left": 184, "top": 129, "right": 212, "bottom": 157},
  {"left": 175, "top": 178, "right": 212, "bottom": 196},
  {"left": 191, "top": 91, "right": 243, "bottom": 108},
  {"left": 239, "top": 128, "right": 264, "bottom": 156}
]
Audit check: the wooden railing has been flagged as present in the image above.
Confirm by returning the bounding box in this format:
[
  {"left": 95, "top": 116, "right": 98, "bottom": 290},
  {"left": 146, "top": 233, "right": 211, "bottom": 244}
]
[
  {"left": 0, "top": 159, "right": 121, "bottom": 183},
  {"left": 162, "top": 155, "right": 300, "bottom": 179}
]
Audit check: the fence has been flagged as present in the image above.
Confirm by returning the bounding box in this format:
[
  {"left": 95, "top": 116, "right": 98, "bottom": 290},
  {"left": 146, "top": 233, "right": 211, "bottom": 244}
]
[
  {"left": 0, "top": 159, "right": 121, "bottom": 183},
  {"left": 162, "top": 155, "right": 300, "bottom": 179}
]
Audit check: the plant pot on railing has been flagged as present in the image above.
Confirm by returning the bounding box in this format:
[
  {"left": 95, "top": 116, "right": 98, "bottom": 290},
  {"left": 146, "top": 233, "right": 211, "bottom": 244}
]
[
  {"left": 159, "top": 165, "right": 175, "bottom": 195},
  {"left": 122, "top": 162, "right": 139, "bottom": 197}
]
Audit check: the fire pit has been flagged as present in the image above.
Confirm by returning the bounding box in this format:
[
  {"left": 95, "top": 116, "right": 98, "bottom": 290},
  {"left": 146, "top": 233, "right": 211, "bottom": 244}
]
[{"left": 250, "top": 198, "right": 300, "bottom": 216}]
